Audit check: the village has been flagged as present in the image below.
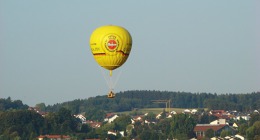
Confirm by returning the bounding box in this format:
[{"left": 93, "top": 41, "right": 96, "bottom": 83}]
[{"left": 29, "top": 106, "right": 260, "bottom": 140}]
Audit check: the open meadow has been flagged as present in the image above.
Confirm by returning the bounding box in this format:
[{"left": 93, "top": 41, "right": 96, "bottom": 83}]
[{"left": 115, "top": 108, "right": 197, "bottom": 115}]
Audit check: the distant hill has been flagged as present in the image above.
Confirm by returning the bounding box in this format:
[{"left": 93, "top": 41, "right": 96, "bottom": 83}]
[
  {"left": 44, "top": 90, "right": 260, "bottom": 115},
  {"left": 0, "top": 97, "right": 28, "bottom": 111},
  {"left": 1, "top": 90, "right": 259, "bottom": 116}
]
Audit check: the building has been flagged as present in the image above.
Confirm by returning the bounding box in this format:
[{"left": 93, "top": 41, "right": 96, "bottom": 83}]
[
  {"left": 170, "top": 110, "right": 177, "bottom": 114},
  {"left": 107, "top": 130, "right": 117, "bottom": 136},
  {"left": 85, "top": 120, "right": 102, "bottom": 128},
  {"left": 133, "top": 115, "right": 143, "bottom": 121},
  {"left": 28, "top": 107, "right": 48, "bottom": 117},
  {"left": 156, "top": 112, "right": 162, "bottom": 119},
  {"left": 183, "top": 109, "right": 191, "bottom": 114},
  {"left": 107, "top": 130, "right": 125, "bottom": 137},
  {"left": 191, "top": 109, "right": 198, "bottom": 114},
  {"left": 210, "top": 119, "right": 226, "bottom": 125},
  {"left": 104, "top": 113, "right": 119, "bottom": 123},
  {"left": 193, "top": 124, "right": 236, "bottom": 139},
  {"left": 74, "top": 114, "right": 86, "bottom": 123},
  {"left": 234, "top": 115, "right": 251, "bottom": 121},
  {"left": 209, "top": 110, "right": 230, "bottom": 120}
]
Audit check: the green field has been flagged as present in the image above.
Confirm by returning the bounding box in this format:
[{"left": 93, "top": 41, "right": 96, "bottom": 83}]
[{"left": 116, "top": 108, "right": 189, "bottom": 115}]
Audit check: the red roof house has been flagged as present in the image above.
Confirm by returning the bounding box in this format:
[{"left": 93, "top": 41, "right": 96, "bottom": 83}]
[{"left": 193, "top": 124, "right": 236, "bottom": 139}]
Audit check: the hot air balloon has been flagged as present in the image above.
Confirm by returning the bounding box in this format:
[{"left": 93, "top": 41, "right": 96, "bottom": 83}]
[{"left": 90, "top": 25, "right": 132, "bottom": 98}]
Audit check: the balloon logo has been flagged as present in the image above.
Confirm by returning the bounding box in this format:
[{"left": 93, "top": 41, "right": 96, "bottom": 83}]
[{"left": 106, "top": 35, "right": 117, "bottom": 51}]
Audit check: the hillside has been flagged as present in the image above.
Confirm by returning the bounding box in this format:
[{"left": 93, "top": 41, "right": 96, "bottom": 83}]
[
  {"left": 1, "top": 90, "right": 259, "bottom": 116},
  {"left": 42, "top": 90, "right": 260, "bottom": 115}
]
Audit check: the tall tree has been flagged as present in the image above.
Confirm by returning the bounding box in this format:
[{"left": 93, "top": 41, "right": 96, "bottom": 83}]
[
  {"left": 170, "top": 114, "right": 196, "bottom": 138},
  {"left": 114, "top": 115, "right": 132, "bottom": 131},
  {"left": 35, "top": 103, "right": 46, "bottom": 112},
  {"left": 0, "top": 110, "right": 44, "bottom": 139}
]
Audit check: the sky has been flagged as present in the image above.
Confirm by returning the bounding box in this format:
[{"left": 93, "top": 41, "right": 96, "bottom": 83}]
[{"left": 1, "top": 0, "right": 259, "bottom": 106}]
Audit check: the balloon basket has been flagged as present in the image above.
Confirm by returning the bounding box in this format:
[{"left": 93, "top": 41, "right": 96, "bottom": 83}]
[{"left": 107, "top": 91, "right": 115, "bottom": 98}]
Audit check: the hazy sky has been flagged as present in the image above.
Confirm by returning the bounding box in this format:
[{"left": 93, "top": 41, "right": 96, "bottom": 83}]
[{"left": 1, "top": 0, "right": 259, "bottom": 106}]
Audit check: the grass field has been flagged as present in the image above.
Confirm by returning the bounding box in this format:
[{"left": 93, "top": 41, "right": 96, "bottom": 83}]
[{"left": 116, "top": 108, "right": 189, "bottom": 115}]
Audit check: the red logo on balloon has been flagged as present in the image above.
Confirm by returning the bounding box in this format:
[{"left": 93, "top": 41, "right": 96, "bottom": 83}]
[{"left": 107, "top": 39, "right": 117, "bottom": 51}]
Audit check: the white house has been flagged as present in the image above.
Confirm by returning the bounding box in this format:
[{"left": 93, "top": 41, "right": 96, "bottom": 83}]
[
  {"left": 133, "top": 116, "right": 142, "bottom": 121},
  {"left": 107, "top": 130, "right": 125, "bottom": 137},
  {"left": 167, "top": 114, "right": 172, "bottom": 118},
  {"left": 144, "top": 120, "right": 150, "bottom": 124},
  {"left": 235, "top": 115, "right": 250, "bottom": 121},
  {"left": 131, "top": 119, "right": 135, "bottom": 124},
  {"left": 104, "top": 113, "right": 119, "bottom": 123},
  {"left": 156, "top": 112, "right": 162, "bottom": 119},
  {"left": 108, "top": 131, "right": 117, "bottom": 136},
  {"left": 86, "top": 120, "right": 102, "bottom": 128},
  {"left": 210, "top": 119, "right": 226, "bottom": 125},
  {"left": 235, "top": 134, "right": 245, "bottom": 140},
  {"left": 171, "top": 111, "right": 177, "bottom": 114},
  {"left": 191, "top": 109, "right": 198, "bottom": 114},
  {"left": 183, "top": 109, "right": 191, "bottom": 114},
  {"left": 232, "top": 123, "right": 238, "bottom": 128},
  {"left": 74, "top": 114, "right": 86, "bottom": 123},
  {"left": 119, "top": 131, "right": 125, "bottom": 137}
]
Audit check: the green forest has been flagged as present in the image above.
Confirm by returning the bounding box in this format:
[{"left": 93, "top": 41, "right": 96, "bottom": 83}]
[
  {"left": 1, "top": 91, "right": 260, "bottom": 139},
  {"left": 43, "top": 90, "right": 260, "bottom": 115}
]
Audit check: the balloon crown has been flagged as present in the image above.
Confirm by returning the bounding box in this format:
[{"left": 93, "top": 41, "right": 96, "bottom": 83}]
[{"left": 108, "top": 35, "right": 116, "bottom": 39}]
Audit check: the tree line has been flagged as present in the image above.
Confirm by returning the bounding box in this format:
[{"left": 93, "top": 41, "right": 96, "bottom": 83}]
[
  {"left": 42, "top": 90, "right": 260, "bottom": 114},
  {"left": 0, "top": 108, "right": 86, "bottom": 139},
  {"left": 0, "top": 97, "right": 28, "bottom": 111},
  {"left": 1, "top": 91, "right": 260, "bottom": 119}
]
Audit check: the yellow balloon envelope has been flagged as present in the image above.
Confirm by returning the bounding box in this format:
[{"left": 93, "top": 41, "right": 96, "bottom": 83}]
[{"left": 90, "top": 25, "right": 132, "bottom": 75}]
